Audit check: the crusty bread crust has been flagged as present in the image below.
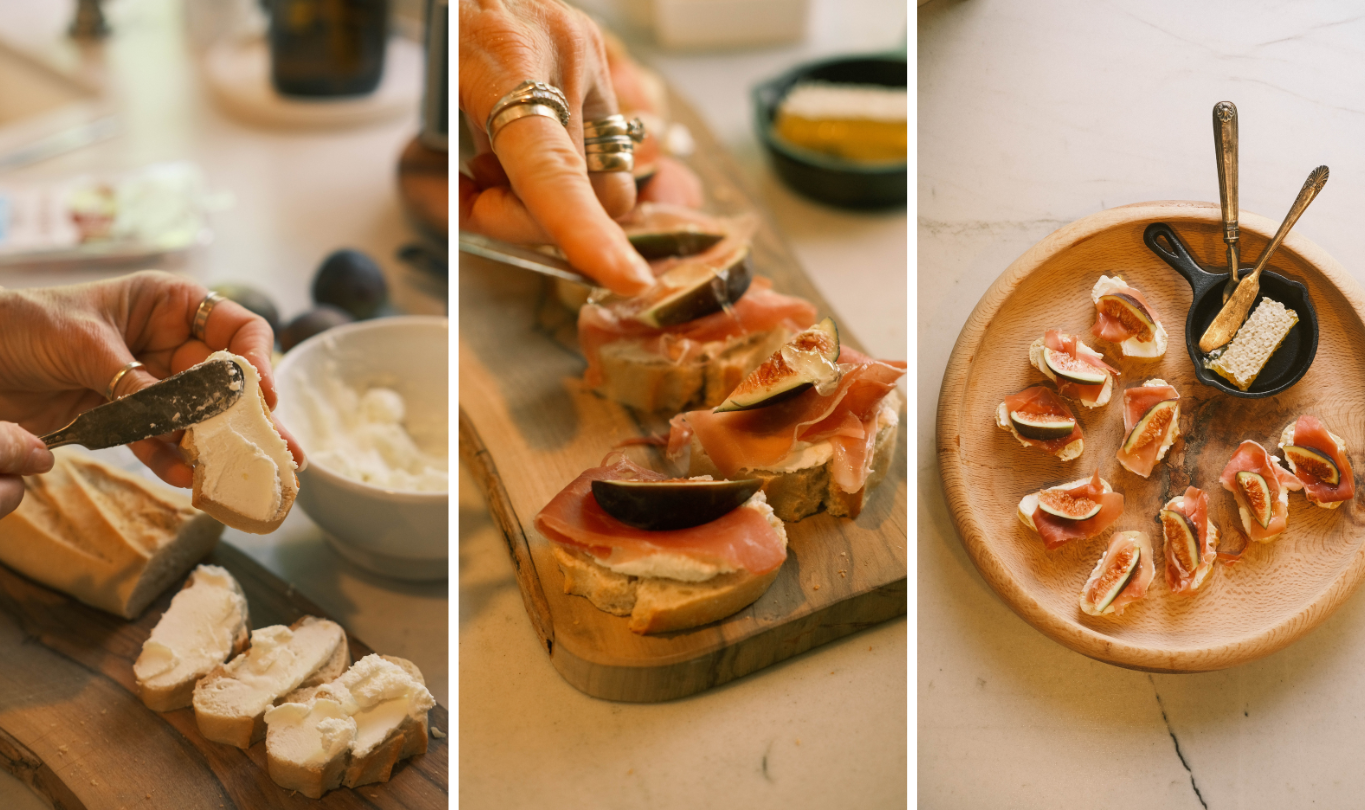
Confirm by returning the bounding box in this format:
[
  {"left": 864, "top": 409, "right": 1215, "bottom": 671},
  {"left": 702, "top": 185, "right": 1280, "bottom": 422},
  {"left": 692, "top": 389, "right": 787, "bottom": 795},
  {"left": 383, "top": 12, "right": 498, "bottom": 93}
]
[
  {"left": 552, "top": 545, "right": 781, "bottom": 634},
  {"left": 181, "top": 389, "right": 298, "bottom": 535},
  {"left": 594, "top": 327, "right": 794, "bottom": 413},
  {"left": 688, "top": 404, "right": 900, "bottom": 522}
]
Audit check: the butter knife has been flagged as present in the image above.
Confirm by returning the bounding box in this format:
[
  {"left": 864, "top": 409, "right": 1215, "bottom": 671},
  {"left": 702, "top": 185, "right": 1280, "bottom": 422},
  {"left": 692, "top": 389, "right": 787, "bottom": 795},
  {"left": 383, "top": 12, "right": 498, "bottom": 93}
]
[
  {"left": 40, "top": 358, "right": 244, "bottom": 449},
  {"left": 457, "top": 231, "right": 598, "bottom": 287},
  {"left": 1213, "top": 101, "right": 1240, "bottom": 303}
]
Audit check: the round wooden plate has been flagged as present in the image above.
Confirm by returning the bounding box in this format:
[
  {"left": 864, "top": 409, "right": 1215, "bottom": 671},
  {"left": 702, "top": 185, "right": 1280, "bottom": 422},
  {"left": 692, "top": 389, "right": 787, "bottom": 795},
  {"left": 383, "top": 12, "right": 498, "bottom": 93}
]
[{"left": 937, "top": 201, "right": 1365, "bottom": 672}]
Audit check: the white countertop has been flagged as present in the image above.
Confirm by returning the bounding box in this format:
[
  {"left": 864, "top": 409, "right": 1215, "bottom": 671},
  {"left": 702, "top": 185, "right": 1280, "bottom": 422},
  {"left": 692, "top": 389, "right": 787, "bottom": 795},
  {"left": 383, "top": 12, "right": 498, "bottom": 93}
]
[
  {"left": 920, "top": 1, "right": 1365, "bottom": 806},
  {"left": 0, "top": 1, "right": 445, "bottom": 806},
  {"left": 459, "top": 1, "right": 908, "bottom": 808}
]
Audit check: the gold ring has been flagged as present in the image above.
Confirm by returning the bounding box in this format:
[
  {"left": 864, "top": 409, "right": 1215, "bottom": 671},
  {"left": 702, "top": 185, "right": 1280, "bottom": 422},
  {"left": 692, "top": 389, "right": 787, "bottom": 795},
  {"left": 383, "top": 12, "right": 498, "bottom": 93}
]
[
  {"left": 192, "top": 291, "right": 224, "bottom": 343},
  {"left": 105, "top": 361, "right": 144, "bottom": 400}
]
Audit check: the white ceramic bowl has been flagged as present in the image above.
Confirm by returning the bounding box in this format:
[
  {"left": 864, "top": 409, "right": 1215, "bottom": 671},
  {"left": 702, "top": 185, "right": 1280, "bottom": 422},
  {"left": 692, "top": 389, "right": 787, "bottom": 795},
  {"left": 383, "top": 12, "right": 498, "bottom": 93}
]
[{"left": 274, "top": 316, "right": 448, "bottom": 580}]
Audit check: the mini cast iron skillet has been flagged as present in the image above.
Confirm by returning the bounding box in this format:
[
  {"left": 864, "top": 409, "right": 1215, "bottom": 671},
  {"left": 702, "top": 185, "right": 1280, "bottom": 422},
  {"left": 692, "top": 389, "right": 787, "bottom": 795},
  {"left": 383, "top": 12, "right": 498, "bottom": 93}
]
[{"left": 1143, "top": 222, "right": 1318, "bottom": 398}]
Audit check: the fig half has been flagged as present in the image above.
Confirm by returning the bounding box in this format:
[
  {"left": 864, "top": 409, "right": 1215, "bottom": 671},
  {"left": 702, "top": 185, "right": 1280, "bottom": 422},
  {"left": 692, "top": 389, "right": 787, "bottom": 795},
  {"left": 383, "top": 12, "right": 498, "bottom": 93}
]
[
  {"left": 628, "top": 231, "right": 725, "bottom": 260},
  {"left": 1036, "top": 487, "right": 1102, "bottom": 521},
  {"left": 1283, "top": 444, "right": 1341, "bottom": 486},
  {"left": 1236, "top": 470, "right": 1273, "bottom": 528},
  {"left": 1043, "top": 347, "right": 1108, "bottom": 386},
  {"left": 1096, "top": 293, "right": 1156, "bottom": 341},
  {"left": 635, "top": 244, "right": 752, "bottom": 328},
  {"left": 1121, "top": 399, "right": 1178, "bottom": 454},
  {"left": 714, "top": 318, "right": 840, "bottom": 413},
  {"left": 1085, "top": 543, "right": 1140, "bottom": 613},
  {"left": 1010, "top": 412, "right": 1076, "bottom": 441},
  {"left": 1160, "top": 508, "right": 1200, "bottom": 575},
  {"left": 591, "top": 477, "right": 763, "bottom": 531}
]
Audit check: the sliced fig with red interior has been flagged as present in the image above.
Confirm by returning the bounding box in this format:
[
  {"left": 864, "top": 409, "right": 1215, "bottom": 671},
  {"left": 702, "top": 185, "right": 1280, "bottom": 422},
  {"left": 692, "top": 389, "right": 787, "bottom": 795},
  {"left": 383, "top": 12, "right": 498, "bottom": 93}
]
[
  {"left": 1236, "top": 470, "right": 1274, "bottom": 528},
  {"left": 1121, "top": 399, "right": 1178, "bottom": 454},
  {"left": 714, "top": 318, "right": 840, "bottom": 413},
  {"left": 591, "top": 477, "right": 763, "bottom": 531},
  {"left": 1283, "top": 444, "right": 1341, "bottom": 486},
  {"left": 1084, "top": 543, "right": 1140, "bottom": 613},
  {"left": 1036, "top": 487, "right": 1102, "bottom": 521},
  {"left": 1096, "top": 293, "right": 1157, "bottom": 342},
  {"left": 1160, "top": 508, "right": 1200, "bottom": 575},
  {"left": 635, "top": 244, "right": 752, "bottom": 328},
  {"left": 1044, "top": 347, "right": 1107, "bottom": 386},
  {"left": 1010, "top": 412, "right": 1076, "bottom": 441}
]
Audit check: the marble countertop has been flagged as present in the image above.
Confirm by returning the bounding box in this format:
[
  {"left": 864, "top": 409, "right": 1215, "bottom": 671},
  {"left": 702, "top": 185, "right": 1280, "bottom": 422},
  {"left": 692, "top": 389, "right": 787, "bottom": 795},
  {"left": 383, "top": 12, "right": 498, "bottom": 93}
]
[
  {"left": 920, "top": 1, "right": 1365, "bottom": 807},
  {"left": 459, "top": 1, "right": 907, "bottom": 808},
  {"left": 0, "top": 1, "right": 445, "bottom": 807}
]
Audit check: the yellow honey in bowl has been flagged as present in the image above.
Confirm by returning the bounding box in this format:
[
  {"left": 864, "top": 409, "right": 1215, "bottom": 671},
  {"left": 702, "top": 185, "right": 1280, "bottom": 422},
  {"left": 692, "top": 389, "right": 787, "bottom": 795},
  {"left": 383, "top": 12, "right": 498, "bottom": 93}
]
[{"left": 773, "top": 81, "right": 908, "bottom": 163}]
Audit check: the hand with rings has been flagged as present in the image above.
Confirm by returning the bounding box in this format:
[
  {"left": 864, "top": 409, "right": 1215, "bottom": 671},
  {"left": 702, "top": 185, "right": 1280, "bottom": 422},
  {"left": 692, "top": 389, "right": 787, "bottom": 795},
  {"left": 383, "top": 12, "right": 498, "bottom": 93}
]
[
  {"left": 0, "top": 271, "right": 306, "bottom": 515},
  {"left": 459, "top": 0, "right": 655, "bottom": 295}
]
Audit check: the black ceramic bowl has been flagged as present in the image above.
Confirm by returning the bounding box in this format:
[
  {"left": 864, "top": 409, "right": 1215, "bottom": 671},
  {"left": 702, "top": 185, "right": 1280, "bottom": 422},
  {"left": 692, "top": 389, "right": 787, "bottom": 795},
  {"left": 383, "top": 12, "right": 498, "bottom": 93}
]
[
  {"left": 752, "top": 55, "right": 907, "bottom": 209},
  {"left": 1143, "top": 222, "right": 1319, "bottom": 398}
]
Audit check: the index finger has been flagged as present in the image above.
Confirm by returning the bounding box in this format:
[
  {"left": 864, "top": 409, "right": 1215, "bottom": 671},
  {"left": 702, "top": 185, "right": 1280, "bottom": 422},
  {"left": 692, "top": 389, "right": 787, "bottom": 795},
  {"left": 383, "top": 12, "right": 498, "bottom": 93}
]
[{"left": 493, "top": 116, "right": 654, "bottom": 295}]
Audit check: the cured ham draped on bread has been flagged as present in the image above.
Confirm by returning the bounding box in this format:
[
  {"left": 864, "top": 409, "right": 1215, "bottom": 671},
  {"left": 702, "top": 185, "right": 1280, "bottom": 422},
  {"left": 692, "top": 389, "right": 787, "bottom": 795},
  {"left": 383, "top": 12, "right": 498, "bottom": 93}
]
[
  {"left": 1016, "top": 471, "right": 1125, "bottom": 550},
  {"left": 995, "top": 385, "right": 1083, "bottom": 459},
  {"left": 1028, "top": 329, "right": 1118, "bottom": 407},
  {"left": 1115, "top": 379, "right": 1180, "bottom": 478},
  {"left": 1079, "top": 531, "right": 1154, "bottom": 617},
  {"left": 1279, "top": 415, "right": 1355, "bottom": 508},
  {"left": 1219, "top": 440, "right": 1302, "bottom": 543},
  {"left": 667, "top": 347, "right": 905, "bottom": 497},
  {"left": 1162, "top": 487, "right": 1218, "bottom": 594},
  {"left": 1090, "top": 275, "right": 1168, "bottom": 358}
]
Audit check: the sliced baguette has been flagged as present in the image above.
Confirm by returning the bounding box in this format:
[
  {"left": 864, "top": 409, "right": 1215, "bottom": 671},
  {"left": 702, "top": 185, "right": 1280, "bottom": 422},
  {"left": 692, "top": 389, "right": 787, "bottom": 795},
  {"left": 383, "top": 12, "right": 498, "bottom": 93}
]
[
  {"left": 687, "top": 393, "right": 900, "bottom": 522},
  {"left": 594, "top": 326, "right": 794, "bottom": 413},
  {"left": 135, "top": 565, "right": 250, "bottom": 712},
  {"left": 0, "top": 449, "right": 223, "bottom": 619},
  {"left": 181, "top": 351, "right": 298, "bottom": 535},
  {"left": 193, "top": 616, "right": 349, "bottom": 748}
]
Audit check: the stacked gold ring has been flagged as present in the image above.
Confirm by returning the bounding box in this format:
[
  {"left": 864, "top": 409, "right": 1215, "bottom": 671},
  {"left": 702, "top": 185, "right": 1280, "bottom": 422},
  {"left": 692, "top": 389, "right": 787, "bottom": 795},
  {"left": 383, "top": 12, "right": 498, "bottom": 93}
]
[
  {"left": 583, "top": 115, "right": 646, "bottom": 142},
  {"left": 583, "top": 115, "right": 645, "bottom": 174},
  {"left": 485, "top": 80, "right": 571, "bottom": 149}
]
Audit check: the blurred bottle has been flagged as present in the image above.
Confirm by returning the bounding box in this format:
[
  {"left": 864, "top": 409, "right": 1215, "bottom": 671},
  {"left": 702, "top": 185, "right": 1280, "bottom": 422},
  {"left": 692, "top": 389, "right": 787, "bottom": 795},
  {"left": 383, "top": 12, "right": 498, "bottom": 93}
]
[{"left": 269, "top": 0, "right": 389, "bottom": 97}]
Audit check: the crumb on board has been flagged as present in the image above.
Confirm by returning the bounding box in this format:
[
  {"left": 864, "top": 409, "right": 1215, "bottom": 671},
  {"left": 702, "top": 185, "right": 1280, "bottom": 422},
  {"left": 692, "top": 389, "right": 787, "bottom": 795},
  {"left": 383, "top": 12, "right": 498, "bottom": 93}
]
[{"left": 431, "top": 727, "right": 446, "bottom": 738}]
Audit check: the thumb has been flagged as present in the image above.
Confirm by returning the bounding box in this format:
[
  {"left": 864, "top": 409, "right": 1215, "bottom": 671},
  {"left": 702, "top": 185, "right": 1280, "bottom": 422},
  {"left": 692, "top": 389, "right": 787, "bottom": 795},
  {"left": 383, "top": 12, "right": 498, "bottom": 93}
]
[{"left": 0, "top": 421, "right": 54, "bottom": 476}]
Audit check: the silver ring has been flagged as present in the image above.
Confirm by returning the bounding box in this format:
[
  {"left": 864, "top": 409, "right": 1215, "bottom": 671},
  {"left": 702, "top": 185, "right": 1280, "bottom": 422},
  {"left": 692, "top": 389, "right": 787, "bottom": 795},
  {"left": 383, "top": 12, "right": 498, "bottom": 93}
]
[
  {"left": 586, "top": 152, "right": 635, "bottom": 173},
  {"left": 583, "top": 115, "right": 645, "bottom": 143},
  {"left": 485, "top": 80, "right": 570, "bottom": 146},
  {"left": 487, "top": 104, "right": 567, "bottom": 149},
  {"left": 192, "top": 291, "right": 224, "bottom": 343},
  {"left": 105, "top": 361, "right": 144, "bottom": 400},
  {"left": 584, "top": 136, "right": 637, "bottom": 152}
]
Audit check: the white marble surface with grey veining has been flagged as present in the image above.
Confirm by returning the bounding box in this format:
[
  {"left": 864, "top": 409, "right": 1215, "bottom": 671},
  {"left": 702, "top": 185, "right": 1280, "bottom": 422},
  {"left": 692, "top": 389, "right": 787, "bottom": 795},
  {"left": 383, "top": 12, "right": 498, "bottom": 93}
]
[{"left": 920, "top": 1, "right": 1365, "bottom": 807}]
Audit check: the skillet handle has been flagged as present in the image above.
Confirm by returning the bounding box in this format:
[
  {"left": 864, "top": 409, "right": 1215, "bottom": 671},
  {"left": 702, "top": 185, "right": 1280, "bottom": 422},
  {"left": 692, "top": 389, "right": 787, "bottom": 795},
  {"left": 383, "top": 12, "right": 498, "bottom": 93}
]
[{"left": 1143, "top": 222, "right": 1222, "bottom": 297}]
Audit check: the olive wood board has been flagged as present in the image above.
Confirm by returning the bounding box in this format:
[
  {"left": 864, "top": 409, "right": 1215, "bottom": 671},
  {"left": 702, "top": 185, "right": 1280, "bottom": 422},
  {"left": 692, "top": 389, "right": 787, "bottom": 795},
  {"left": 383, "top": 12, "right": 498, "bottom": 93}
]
[
  {"left": 457, "top": 86, "right": 907, "bottom": 703},
  {"left": 0, "top": 541, "right": 448, "bottom": 810},
  {"left": 937, "top": 201, "right": 1365, "bottom": 673}
]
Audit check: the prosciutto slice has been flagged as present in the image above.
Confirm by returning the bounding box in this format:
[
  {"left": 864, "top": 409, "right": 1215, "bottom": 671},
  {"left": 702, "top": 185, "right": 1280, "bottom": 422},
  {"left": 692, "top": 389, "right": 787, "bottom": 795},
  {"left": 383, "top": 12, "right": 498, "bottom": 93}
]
[
  {"left": 1219, "top": 441, "right": 1303, "bottom": 543},
  {"left": 1080, "top": 531, "right": 1155, "bottom": 616},
  {"left": 1092, "top": 278, "right": 1161, "bottom": 343},
  {"left": 1165, "top": 486, "right": 1217, "bottom": 593},
  {"left": 1286, "top": 415, "right": 1355, "bottom": 504},
  {"left": 1001, "top": 386, "right": 1081, "bottom": 454},
  {"left": 1115, "top": 382, "right": 1180, "bottom": 478},
  {"left": 534, "top": 455, "right": 787, "bottom": 575},
  {"left": 1030, "top": 470, "right": 1125, "bottom": 550},
  {"left": 1043, "top": 330, "right": 1118, "bottom": 403},
  {"left": 668, "top": 347, "right": 906, "bottom": 496},
  {"left": 579, "top": 275, "right": 818, "bottom": 387}
]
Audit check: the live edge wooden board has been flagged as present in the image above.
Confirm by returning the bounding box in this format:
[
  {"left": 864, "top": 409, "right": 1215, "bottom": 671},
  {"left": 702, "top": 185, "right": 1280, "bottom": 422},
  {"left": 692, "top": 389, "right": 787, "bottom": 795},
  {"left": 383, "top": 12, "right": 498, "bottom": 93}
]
[
  {"left": 458, "top": 88, "right": 908, "bottom": 703},
  {"left": 937, "top": 201, "right": 1365, "bottom": 673},
  {"left": 0, "top": 542, "right": 448, "bottom": 809}
]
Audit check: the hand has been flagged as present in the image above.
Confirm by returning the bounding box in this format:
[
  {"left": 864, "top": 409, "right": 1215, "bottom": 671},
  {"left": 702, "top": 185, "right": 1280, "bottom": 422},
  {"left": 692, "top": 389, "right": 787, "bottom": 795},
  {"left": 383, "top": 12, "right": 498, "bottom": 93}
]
[
  {"left": 458, "top": 0, "right": 654, "bottom": 296},
  {"left": 0, "top": 422, "right": 53, "bottom": 519},
  {"left": 0, "top": 271, "right": 306, "bottom": 488}
]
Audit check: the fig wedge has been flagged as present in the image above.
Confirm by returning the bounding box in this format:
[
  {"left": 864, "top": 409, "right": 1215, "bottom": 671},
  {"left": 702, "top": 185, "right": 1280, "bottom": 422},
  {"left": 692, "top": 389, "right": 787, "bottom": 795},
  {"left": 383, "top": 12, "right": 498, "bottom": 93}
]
[
  {"left": 1283, "top": 444, "right": 1341, "bottom": 486},
  {"left": 1236, "top": 470, "right": 1273, "bottom": 528},
  {"left": 1036, "top": 487, "right": 1102, "bottom": 521},
  {"left": 635, "top": 244, "right": 753, "bottom": 328},
  {"left": 1096, "top": 292, "right": 1156, "bottom": 342},
  {"left": 591, "top": 477, "right": 763, "bottom": 531},
  {"left": 1121, "top": 399, "right": 1179, "bottom": 454},
  {"left": 714, "top": 317, "right": 840, "bottom": 413},
  {"left": 628, "top": 230, "right": 725, "bottom": 260},
  {"left": 1044, "top": 347, "right": 1108, "bottom": 386},
  {"left": 1010, "top": 412, "right": 1076, "bottom": 441},
  {"left": 1084, "top": 542, "right": 1140, "bottom": 613},
  {"left": 1160, "top": 508, "right": 1201, "bottom": 575}
]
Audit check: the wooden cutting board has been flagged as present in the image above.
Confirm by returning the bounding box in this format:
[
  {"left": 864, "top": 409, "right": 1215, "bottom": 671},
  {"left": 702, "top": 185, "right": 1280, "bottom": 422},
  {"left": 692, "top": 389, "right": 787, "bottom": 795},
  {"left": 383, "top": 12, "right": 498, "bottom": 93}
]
[
  {"left": 937, "top": 201, "right": 1365, "bottom": 672},
  {"left": 0, "top": 542, "right": 448, "bottom": 809},
  {"left": 458, "top": 87, "right": 908, "bottom": 703}
]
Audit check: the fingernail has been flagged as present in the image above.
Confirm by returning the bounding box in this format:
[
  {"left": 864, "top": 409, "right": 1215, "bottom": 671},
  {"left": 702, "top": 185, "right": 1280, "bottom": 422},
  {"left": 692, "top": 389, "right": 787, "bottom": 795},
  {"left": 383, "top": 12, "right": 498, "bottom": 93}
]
[
  {"left": 23, "top": 446, "right": 54, "bottom": 476},
  {"left": 624, "top": 253, "right": 654, "bottom": 293},
  {"left": 296, "top": 453, "right": 309, "bottom": 472}
]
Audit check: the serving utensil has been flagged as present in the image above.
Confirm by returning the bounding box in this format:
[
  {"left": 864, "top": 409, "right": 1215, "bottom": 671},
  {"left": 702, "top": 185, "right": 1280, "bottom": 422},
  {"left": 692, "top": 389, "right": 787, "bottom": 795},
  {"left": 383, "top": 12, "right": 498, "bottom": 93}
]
[
  {"left": 40, "top": 358, "right": 243, "bottom": 449},
  {"left": 1198, "top": 165, "right": 1328, "bottom": 353},
  {"left": 457, "top": 231, "right": 597, "bottom": 287},
  {"left": 1213, "top": 101, "right": 1240, "bottom": 302}
]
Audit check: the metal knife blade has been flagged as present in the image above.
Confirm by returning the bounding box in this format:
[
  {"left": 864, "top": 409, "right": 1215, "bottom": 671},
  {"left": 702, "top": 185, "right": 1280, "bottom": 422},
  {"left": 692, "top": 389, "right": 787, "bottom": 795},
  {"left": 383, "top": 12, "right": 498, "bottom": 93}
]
[
  {"left": 40, "top": 358, "right": 245, "bottom": 450},
  {"left": 457, "top": 231, "right": 599, "bottom": 287}
]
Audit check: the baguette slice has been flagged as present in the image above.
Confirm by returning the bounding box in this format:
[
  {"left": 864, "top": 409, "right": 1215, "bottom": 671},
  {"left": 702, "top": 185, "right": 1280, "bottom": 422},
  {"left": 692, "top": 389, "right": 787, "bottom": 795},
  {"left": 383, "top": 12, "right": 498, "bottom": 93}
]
[
  {"left": 594, "top": 326, "right": 794, "bottom": 414},
  {"left": 687, "top": 392, "right": 900, "bottom": 522},
  {"left": 193, "top": 616, "right": 349, "bottom": 748},
  {"left": 0, "top": 449, "right": 223, "bottom": 619},
  {"left": 264, "top": 655, "right": 434, "bottom": 798},
  {"left": 135, "top": 565, "right": 250, "bottom": 712},
  {"left": 552, "top": 492, "right": 787, "bottom": 634},
  {"left": 181, "top": 351, "right": 298, "bottom": 534}
]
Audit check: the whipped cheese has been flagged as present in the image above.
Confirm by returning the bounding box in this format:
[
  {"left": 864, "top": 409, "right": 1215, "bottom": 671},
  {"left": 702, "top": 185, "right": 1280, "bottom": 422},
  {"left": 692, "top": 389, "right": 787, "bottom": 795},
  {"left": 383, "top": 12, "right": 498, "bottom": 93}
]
[
  {"left": 185, "top": 351, "right": 295, "bottom": 524},
  {"left": 195, "top": 618, "right": 343, "bottom": 718},
  {"left": 135, "top": 565, "right": 247, "bottom": 690},
  {"left": 298, "top": 655, "right": 434, "bottom": 759},
  {"left": 264, "top": 699, "right": 356, "bottom": 767},
  {"left": 296, "top": 371, "right": 447, "bottom": 493}
]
